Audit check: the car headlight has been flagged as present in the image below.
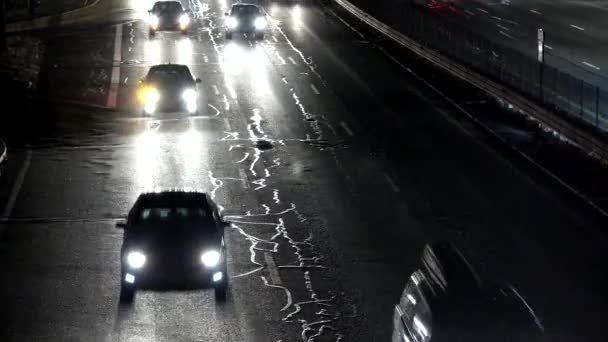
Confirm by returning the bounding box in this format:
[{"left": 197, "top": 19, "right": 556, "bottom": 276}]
[
  {"left": 182, "top": 88, "right": 197, "bottom": 102},
  {"left": 179, "top": 14, "right": 190, "bottom": 27},
  {"left": 226, "top": 17, "right": 238, "bottom": 29},
  {"left": 149, "top": 15, "right": 159, "bottom": 27},
  {"left": 201, "top": 250, "right": 220, "bottom": 267},
  {"left": 140, "top": 87, "right": 160, "bottom": 104},
  {"left": 127, "top": 251, "right": 146, "bottom": 269},
  {"left": 254, "top": 17, "right": 267, "bottom": 30}
]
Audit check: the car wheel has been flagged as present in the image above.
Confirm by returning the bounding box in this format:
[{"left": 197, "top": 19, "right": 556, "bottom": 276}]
[
  {"left": 119, "top": 284, "right": 135, "bottom": 303},
  {"left": 149, "top": 30, "right": 155, "bottom": 38},
  {"left": 225, "top": 32, "right": 233, "bottom": 40},
  {"left": 214, "top": 282, "right": 227, "bottom": 302}
]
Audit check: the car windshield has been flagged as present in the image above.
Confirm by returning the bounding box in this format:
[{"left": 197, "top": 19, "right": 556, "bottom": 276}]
[
  {"left": 232, "top": 5, "right": 260, "bottom": 16},
  {"left": 147, "top": 67, "right": 191, "bottom": 83},
  {"left": 152, "top": 2, "right": 183, "bottom": 14},
  {"left": 137, "top": 206, "right": 209, "bottom": 224}
]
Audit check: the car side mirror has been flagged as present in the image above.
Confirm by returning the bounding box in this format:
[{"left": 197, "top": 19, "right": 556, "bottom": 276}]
[
  {"left": 195, "top": 78, "right": 202, "bottom": 83},
  {"left": 116, "top": 222, "right": 127, "bottom": 229}
]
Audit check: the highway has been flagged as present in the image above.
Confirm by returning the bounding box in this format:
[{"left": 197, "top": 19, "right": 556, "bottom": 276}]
[{"left": 1, "top": 0, "right": 608, "bottom": 341}]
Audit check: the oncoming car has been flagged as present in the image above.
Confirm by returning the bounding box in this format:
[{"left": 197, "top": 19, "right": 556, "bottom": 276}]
[
  {"left": 224, "top": 3, "right": 268, "bottom": 40},
  {"left": 116, "top": 190, "right": 230, "bottom": 303},
  {"left": 392, "top": 242, "right": 543, "bottom": 342},
  {"left": 138, "top": 64, "right": 202, "bottom": 115},
  {"left": 148, "top": 1, "right": 191, "bottom": 36}
]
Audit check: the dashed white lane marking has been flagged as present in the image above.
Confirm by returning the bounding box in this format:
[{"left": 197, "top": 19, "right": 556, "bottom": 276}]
[
  {"left": 264, "top": 252, "right": 282, "bottom": 285},
  {"left": 544, "top": 44, "right": 553, "bottom": 50},
  {"left": 310, "top": 84, "right": 320, "bottom": 95},
  {"left": 497, "top": 24, "right": 510, "bottom": 31},
  {"left": 272, "top": 36, "right": 278, "bottom": 42},
  {"left": 238, "top": 168, "right": 250, "bottom": 189},
  {"left": 570, "top": 24, "right": 585, "bottom": 31},
  {"left": 530, "top": 9, "right": 542, "bottom": 15},
  {"left": 499, "top": 30, "right": 515, "bottom": 39},
  {"left": 340, "top": 121, "right": 354, "bottom": 136},
  {"left": 224, "top": 117, "right": 232, "bottom": 131},
  {"left": 582, "top": 61, "right": 601, "bottom": 70},
  {"left": 1, "top": 150, "right": 31, "bottom": 221},
  {"left": 123, "top": 76, "right": 128, "bottom": 84},
  {"left": 275, "top": 51, "right": 286, "bottom": 64},
  {"left": 383, "top": 173, "right": 401, "bottom": 193},
  {"left": 465, "top": 9, "right": 475, "bottom": 16},
  {"left": 106, "top": 24, "right": 123, "bottom": 108},
  {"left": 203, "top": 55, "right": 209, "bottom": 63},
  {"left": 212, "top": 84, "right": 220, "bottom": 95},
  {"left": 288, "top": 56, "right": 297, "bottom": 65},
  {"left": 476, "top": 8, "right": 488, "bottom": 14}
]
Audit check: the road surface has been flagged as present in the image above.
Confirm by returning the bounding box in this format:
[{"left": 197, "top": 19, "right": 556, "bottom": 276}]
[{"left": 1, "top": 0, "right": 607, "bottom": 341}]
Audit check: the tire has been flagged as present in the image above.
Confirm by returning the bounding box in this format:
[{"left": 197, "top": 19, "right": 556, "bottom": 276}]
[
  {"left": 214, "top": 282, "right": 227, "bottom": 302},
  {"left": 119, "top": 284, "right": 135, "bottom": 303},
  {"left": 225, "top": 32, "right": 233, "bottom": 40},
  {"left": 149, "top": 30, "right": 155, "bottom": 38}
]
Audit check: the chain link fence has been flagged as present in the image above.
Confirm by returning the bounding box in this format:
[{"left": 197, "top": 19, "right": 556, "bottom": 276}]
[{"left": 362, "top": 1, "right": 608, "bottom": 134}]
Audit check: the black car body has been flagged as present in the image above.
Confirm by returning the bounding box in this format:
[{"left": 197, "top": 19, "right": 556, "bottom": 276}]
[
  {"left": 224, "top": 3, "right": 267, "bottom": 40},
  {"left": 139, "top": 64, "right": 201, "bottom": 115},
  {"left": 392, "top": 242, "right": 543, "bottom": 342},
  {"left": 117, "top": 190, "right": 229, "bottom": 303},
  {"left": 148, "top": 1, "right": 191, "bottom": 35}
]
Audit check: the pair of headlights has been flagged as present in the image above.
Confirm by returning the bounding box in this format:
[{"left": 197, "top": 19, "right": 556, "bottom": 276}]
[
  {"left": 148, "top": 14, "right": 190, "bottom": 29},
  {"left": 226, "top": 17, "right": 267, "bottom": 30},
  {"left": 126, "top": 250, "right": 221, "bottom": 268},
  {"left": 140, "top": 87, "right": 197, "bottom": 114}
]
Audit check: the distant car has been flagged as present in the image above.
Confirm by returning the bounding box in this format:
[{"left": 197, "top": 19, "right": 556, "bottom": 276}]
[
  {"left": 138, "top": 64, "right": 202, "bottom": 115},
  {"left": 116, "top": 190, "right": 230, "bottom": 303},
  {"left": 148, "top": 1, "right": 191, "bottom": 36},
  {"left": 392, "top": 242, "right": 543, "bottom": 342},
  {"left": 224, "top": 3, "right": 268, "bottom": 40}
]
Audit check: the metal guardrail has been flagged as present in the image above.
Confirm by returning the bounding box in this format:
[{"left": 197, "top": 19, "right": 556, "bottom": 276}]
[{"left": 333, "top": 0, "right": 608, "bottom": 162}]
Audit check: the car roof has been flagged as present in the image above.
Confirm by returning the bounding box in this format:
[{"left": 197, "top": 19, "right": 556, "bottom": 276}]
[
  {"left": 231, "top": 3, "right": 261, "bottom": 10},
  {"left": 148, "top": 64, "right": 190, "bottom": 72},
  {"left": 153, "top": 1, "right": 183, "bottom": 7}
]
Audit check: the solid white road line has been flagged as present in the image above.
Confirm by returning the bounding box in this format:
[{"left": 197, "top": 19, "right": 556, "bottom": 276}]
[
  {"left": 340, "top": 121, "right": 354, "bottom": 136},
  {"left": 544, "top": 44, "right": 553, "bottom": 50},
  {"left": 383, "top": 173, "right": 401, "bottom": 193},
  {"left": 570, "top": 24, "right": 585, "bottom": 31},
  {"left": 2, "top": 150, "right": 31, "bottom": 220},
  {"left": 264, "top": 252, "right": 282, "bottom": 285},
  {"left": 582, "top": 61, "right": 601, "bottom": 70},
  {"left": 310, "top": 84, "right": 320, "bottom": 95},
  {"left": 106, "top": 24, "right": 122, "bottom": 108}
]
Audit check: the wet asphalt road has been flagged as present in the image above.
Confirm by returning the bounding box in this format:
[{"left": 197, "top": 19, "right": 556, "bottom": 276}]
[{"left": 1, "top": 0, "right": 608, "bottom": 341}]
